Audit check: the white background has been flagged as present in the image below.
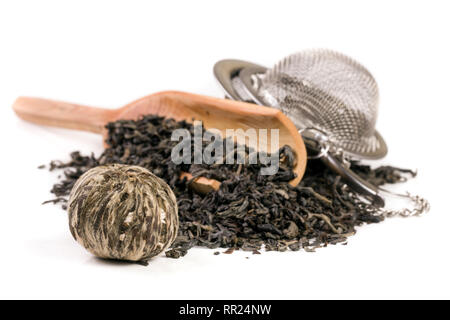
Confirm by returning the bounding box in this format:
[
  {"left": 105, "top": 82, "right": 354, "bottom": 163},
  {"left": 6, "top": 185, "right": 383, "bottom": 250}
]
[{"left": 0, "top": 0, "right": 448, "bottom": 299}]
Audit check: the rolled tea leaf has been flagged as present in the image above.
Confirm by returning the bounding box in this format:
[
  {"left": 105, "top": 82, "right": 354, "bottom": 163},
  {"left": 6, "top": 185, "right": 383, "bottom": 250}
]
[
  {"left": 47, "top": 116, "right": 418, "bottom": 257},
  {"left": 68, "top": 164, "right": 178, "bottom": 263}
]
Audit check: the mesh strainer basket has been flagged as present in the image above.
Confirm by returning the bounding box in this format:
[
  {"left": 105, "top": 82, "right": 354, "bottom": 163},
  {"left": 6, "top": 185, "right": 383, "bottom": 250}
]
[
  {"left": 239, "top": 49, "right": 387, "bottom": 159},
  {"left": 214, "top": 50, "right": 429, "bottom": 216}
]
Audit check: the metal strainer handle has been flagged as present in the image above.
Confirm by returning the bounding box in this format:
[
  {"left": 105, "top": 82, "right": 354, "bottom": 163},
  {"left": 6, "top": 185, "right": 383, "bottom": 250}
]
[
  {"left": 301, "top": 128, "right": 430, "bottom": 216},
  {"left": 321, "top": 151, "right": 430, "bottom": 216},
  {"left": 321, "top": 150, "right": 429, "bottom": 216},
  {"left": 321, "top": 150, "right": 385, "bottom": 206},
  {"left": 301, "top": 128, "right": 384, "bottom": 206}
]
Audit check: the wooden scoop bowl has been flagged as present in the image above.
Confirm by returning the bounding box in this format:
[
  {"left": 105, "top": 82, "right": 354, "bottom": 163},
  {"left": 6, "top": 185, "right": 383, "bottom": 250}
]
[{"left": 13, "top": 91, "right": 307, "bottom": 191}]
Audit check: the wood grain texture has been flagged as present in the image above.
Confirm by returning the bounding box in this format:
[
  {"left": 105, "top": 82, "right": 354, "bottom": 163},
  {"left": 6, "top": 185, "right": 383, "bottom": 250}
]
[
  {"left": 13, "top": 97, "right": 118, "bottom": 133},
  {"left": 179, "top": 172, "right": 221, "bottom": 194},
  {"left": 13, "top": 91, "right": 307, "bottom": 186}
]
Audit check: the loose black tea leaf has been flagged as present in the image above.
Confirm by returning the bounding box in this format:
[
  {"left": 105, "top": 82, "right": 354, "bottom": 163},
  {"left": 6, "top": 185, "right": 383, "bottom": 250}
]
[{"left": 45, "top": 115, "right": 415, "bottom": 259}]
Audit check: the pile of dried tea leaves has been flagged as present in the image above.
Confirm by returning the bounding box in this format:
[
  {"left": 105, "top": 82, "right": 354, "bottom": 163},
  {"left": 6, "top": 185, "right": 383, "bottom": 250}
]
[{"left": 43, "top": 115, "right": 416, "bottom": 258}]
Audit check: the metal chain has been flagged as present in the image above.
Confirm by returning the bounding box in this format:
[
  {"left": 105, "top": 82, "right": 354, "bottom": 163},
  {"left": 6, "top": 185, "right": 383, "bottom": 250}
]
[
  {"left": 329, "top": 145, "right": 430, "bottom": 218},
  {"left": 302, "top": 129, "right": 430, "bottom": 218},
  {"left": 374, "top": 193, "right": 430, "bottom": 218}
]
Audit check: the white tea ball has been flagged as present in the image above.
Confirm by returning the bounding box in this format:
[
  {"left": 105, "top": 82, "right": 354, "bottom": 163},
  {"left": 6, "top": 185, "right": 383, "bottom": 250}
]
[{"left": 67, "top": 164, "right": 178, "bottom": 263}]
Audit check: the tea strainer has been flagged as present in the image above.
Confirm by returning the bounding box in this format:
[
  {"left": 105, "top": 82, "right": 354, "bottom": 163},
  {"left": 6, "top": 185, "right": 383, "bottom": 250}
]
[{"left": 214, "top": 49, "right": 429, "bottom": 216}]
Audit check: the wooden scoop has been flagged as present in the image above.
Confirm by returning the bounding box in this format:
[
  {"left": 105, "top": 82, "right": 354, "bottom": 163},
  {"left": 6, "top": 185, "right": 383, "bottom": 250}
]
[{"left": 12, "top": 91, "right": 307, "bottom": 191}]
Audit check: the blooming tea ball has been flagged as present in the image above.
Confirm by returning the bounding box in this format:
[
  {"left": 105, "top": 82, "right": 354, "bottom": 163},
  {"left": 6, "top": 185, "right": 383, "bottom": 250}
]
[{"left": 67, "top": 164, "right": 178, "bottom": 263}]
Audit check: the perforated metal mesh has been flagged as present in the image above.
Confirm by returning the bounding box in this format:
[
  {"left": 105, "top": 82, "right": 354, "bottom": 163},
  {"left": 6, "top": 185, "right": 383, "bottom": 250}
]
[{"left": 249, "top": 49, "right": 386, "bottom": 159}]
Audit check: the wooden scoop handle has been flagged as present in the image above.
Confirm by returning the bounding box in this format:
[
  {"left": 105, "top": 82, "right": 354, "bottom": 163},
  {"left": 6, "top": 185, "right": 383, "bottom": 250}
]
[
  {"left": 12, "top": 96, "right": 220, "bottom": 193},
  {"left": 12, "top": 97, "right": 116, "bottom": 133}
]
